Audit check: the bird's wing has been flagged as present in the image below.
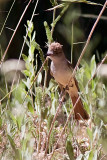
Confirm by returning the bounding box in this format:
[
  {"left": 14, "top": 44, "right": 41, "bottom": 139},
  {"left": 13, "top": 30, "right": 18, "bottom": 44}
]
[
  {"left": 66, "top": 60, "right": 81, "bottom": 92},
  {"left": 67, "top": 60, "right": 89, "bottom": 120}
]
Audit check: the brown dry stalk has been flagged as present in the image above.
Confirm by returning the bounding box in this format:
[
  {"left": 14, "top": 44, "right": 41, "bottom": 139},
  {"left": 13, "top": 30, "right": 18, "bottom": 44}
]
[
  {"left": 44, "top": 94, "right": 65, "bottom": 156},
  {"left": 48, "top": 0, "right": 107, "bottom": 159},
  {"left": 72, "top": 0, "right": 107, "bottom": 78},
  {"left": 3, "top": 0, "right": 39, "bottom": 102},
  {"left": 49, "top": 53, "right": 107, "bottom": 160},
  {"left": 45, "top": 1, "right": 107, "bottom": 158},
  {"left": 0, "top": 0, "right": 32, "bottom": 67}
]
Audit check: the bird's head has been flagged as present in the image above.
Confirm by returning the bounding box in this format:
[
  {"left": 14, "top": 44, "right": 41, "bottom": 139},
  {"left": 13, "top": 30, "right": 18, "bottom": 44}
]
[{"left": 47, "top": 42, "right": 64, "bottom": 60}]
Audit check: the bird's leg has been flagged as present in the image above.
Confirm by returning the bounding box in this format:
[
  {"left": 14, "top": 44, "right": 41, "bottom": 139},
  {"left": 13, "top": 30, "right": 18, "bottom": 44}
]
[
  {"left": 59, "top": 88, "right": 65, "bottom": 102},
  {"left": 58, "top": 83, "right": 66, "bottom": 102},
  {"left": 65, "top": 78, "right": 74, "bottom": 91}
]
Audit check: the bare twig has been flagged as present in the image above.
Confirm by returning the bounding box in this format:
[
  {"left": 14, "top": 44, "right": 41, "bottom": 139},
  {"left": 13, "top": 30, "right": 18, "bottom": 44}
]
[
  {"left": 0, "top": 86, "right": 17, "bottom": 102},
  {"left": 45, "top": 94, "right": 65, "bottom": 156},
  {"left": 0, "top": 0, "right": 16, "bottom": 36},
  {"left": 37, "top": 118, "right": 42, "bottom": 153},
  {"left": 5, "top": 0, "right": 39, "bottom": 101},
  {"left": 77, "top": 13, "right": 107, "bottom": 21},
  {"left": 49, "top": 94, "right": 81, "bottom": 159},
  {"left": 51, "top": 6, "right": 56, "bottom": 37},
  {"left": 0, "top": 0, "right": 32, "bottom": 67},
  {"left": 46, "top": 2, "right": 107, "bottom": 158},
  {"left": 100, "top": 154, "right": 107, "bottom": 160},
  {"left": 51, "top": 5, "right": 69, "bottom": 32},
  {"left": 45, "top": 4, "right": 64, "bottom": 11},
  {"left": 72, "top": 0, "right": 107, "bottom": 77},
  {"left": 44, "top": 5, "right": 69, "bottom": 155},
  {"left": 48, "top": 147, "right": 65, "bottom": 155},
  {"left": 49, "top": 50, "right": 107, "bottom": 160}
]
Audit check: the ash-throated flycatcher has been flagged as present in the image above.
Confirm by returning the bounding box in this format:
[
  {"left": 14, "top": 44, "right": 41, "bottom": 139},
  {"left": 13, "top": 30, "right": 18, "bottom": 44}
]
[{"left": 47, "top": 42, "right": 89, "bottom": 120}]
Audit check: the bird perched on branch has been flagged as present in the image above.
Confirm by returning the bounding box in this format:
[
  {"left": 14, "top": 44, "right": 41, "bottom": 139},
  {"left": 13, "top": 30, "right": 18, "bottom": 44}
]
[{"left": 47, "top": 42, "right": 89, "bottom": 120}]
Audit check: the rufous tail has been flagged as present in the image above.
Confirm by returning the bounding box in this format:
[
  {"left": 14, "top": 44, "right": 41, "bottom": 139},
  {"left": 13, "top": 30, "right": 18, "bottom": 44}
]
[{"left": 71, "top": 95, "right": 89, "bottom": 120}]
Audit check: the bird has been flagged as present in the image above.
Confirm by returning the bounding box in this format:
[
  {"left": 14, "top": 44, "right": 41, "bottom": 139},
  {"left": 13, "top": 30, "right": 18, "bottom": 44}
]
[{"left": 47, "top": 42, "right": 89, "bottom": 120}]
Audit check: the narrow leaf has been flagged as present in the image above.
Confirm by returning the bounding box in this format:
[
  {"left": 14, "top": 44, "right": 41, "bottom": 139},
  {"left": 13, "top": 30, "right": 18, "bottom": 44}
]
[
  {"left": 44, "top": 21, "right": 53, "bottom": 43},
  {"left": 28, "top": 102, "right": 34, "bottom": 114},
  {"left": 66, "top": 140, "right": 74, "bottom": 160}
]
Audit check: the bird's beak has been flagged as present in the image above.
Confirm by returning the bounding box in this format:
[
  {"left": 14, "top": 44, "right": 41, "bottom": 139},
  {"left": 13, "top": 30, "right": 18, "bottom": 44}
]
[{"left": 47, "top": 50, "right": 53, "bottom": 56}]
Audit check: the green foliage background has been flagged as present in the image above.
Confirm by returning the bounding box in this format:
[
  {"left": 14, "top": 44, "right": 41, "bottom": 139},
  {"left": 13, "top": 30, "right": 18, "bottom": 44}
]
[{"left": 0, "top": 0, "right": 107, "bottom": 160}]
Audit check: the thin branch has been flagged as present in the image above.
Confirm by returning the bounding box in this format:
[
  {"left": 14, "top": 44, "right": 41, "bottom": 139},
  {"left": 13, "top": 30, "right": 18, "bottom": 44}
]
[
  {"left": 0, "top": 86, "right": 17, "bottom": 102},
  {"left": 77, "top": 13, "right": 107, "bottom": 21},
  {"left": 51, "top": 6, "right": 56, "bottom": 37},
  {"left": 0, "top": 0, "right": 16, "bottom": 36},
  {"left": 51, "top": 5, "right": 69, "bottom": 31},
  {"left": 44, "top": 94, "right": 65, "bottom": 156},
  {"left": 5, "top": 0, "right": 39, "bottom": 101},
  {"left": 49, "top": 53, "right": 107, "bottom": 160},
  {"left": 100, "top": 154, "right": 107, "bottom": 160},
  {"left": 72, "top": 0, "right": 107, "bottom": 77},
  {"left": 0, "top": 0, "right": 32, "bottom": 67},
  {"left": 71, "top": 23, "right": 73, "bottom": 64},
  {"left": 46, "top": 2, "right": 107, "bottom": 158},
  {"left": 45, "top": 4, "right": 64, "bottom": 11}
]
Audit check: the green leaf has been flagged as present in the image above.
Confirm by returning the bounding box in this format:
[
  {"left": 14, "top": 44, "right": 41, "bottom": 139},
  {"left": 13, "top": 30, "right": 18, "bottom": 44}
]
[
  {"left": 90, "top": 55, "right": 96, "bottom": 77},
  {"left": 28, "top": 102, "right": 34, "bottom": 114},
  {"left": 96, "top": 108, "right": 107, "bottom": 124},
  {"left": 32, "top": 31, "right": 36, "bottom": 41},
  {"left": 60, "top": 0, "right": 104, "bottom": 7},
  {"left": 41, "top": 108, "right": 48, "bottom": 119},
  {"left": 88, "top": 150, "right": 94, "bottom": 160},
  {"left": 0, "top": 117, "right": 2, "bottom": 128},
  {"left": 24, "top": 36, "right": 30, "bottom": 47},
  {"left": 66, "top": 140, "right": 74, "bottom": 160},
  {"left": 101, "top": 137, "right": 107, "bottom": 154},
  {"left": 30, "top": 41, "right": 36, "bottom": 55},
  {"left": 27, "top": 20, "right": 34, "bottom": 38},
  {"left": 22, "top": 70, "right": 31, "bottom": 77},
  {"left": 15, "top": 149, "right": 22, "bottom": 160},
  {"left": 47, "top": 115, "right": 54, "bottom": 130},
  {"left": 8, "top": 111, "right": 16, "bottom": 124},
  {"left": 50, "top": 0, "right": 58, "bottom": 6},
  {"left": 37, "top": 72, "right": 42, "bottom": 85},
  {"left": 23, "top": 78, "right": 31, "bottom": 89},
  {"left": 22, "top": 54, "right": 28, "bottom": 61},
  {"left": 8, "top": 135, "right": 16, "bottom": 151},
  {"left": 51, "top": 5, "right": 69, "bottom": 30},
  {"left": 12, "top": 82, "right": 25, "bottom": 103},
  {"left": 87, "top": 127, "right": 93, "bottom": 141},
  {"left": 16, "top": 116, "right": 23, "bottom": 131},
  {"left": 93, "top": 150, "right": 97, "bottom": 160},
  {"left": 44, "top": 21, "right": 53, "bottom": 43}
]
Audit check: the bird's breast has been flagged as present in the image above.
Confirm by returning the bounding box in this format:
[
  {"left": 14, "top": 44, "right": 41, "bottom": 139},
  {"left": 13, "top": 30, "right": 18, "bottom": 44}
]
[
  {"left": 50, "top": 61, "right": 71, "bottom": 87},
  {"left": 50, "top": 61, "right": 78, "bottom": 96}
]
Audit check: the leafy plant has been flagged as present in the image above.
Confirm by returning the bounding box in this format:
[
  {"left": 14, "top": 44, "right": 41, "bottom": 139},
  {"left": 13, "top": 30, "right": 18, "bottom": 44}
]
[{"left": 0, "top": 1, "right": 107, "bottom": 160}]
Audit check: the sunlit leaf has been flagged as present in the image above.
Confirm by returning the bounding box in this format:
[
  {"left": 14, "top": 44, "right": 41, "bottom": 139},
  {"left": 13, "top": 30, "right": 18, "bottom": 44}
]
[
  {"left": 90, "top": 55, "right": 96, "bottom": 77},
  {"left": 66, "top": 139, "right": 74, "bottom": 160},
  {"left": 44, "top": 21, "right": 53, "bottom": 43},
  {"left": 17, "top": 116, "right": 23, "bottom": 131},
  {"left": 28, "top": 102, "right": 34, "bottom": 114},
  {"left": 87, "top": 127, "right": 93, "bottom": 141}
]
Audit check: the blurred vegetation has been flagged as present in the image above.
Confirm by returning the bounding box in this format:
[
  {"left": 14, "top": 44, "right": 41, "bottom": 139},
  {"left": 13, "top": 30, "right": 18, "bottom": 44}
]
[
  {"left": 0, "top": 0, "right": 107, "bottom": 160},
  {"left": 0, "top": 0, "right": 107, "bottom": 62}
]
